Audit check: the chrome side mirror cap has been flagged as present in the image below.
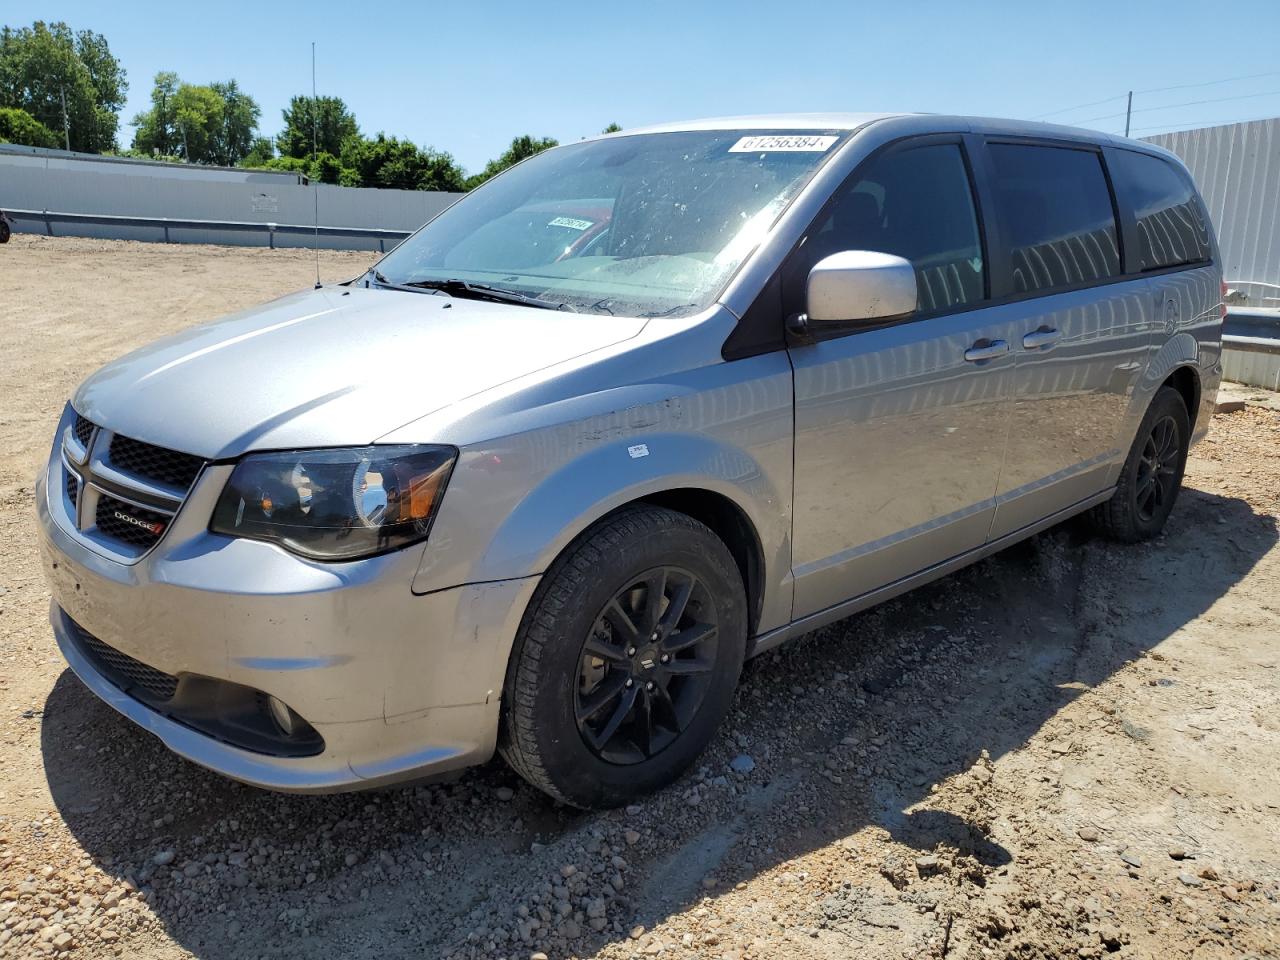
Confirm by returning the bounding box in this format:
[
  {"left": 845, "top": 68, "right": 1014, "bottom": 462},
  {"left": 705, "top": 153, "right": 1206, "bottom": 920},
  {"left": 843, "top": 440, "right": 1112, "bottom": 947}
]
[{"left": 805, "top": 251, "right": 917, "bottom": 324}]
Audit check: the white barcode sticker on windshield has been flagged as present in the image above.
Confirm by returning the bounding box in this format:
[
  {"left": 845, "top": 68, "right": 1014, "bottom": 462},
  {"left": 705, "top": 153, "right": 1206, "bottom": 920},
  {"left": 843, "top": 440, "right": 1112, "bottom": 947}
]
[
  {"left": 729, "top": 135, "right": 838, "bottom": 153},
  {"left": 548, "top": 216, "right": 593, "bottom": 231}
]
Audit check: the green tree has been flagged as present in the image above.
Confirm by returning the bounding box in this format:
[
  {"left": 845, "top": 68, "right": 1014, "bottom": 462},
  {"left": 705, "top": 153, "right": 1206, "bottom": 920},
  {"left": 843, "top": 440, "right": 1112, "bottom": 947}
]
[
  {"left": 255, "top": 155, "right": 309, "bottom": 175},
  {"left": 307, "top": 151, "right": 346, "bottom": 185},
  {"left": 107, "top": 148, "right": 182, "bottom": 163},
  {"left": 466, "top": 134, "right": 558, "bottom": 189},
  {"left": 602, "top": 122, "right": 622, "bottom": 133},
  {"left": 276, "top": 95, "right": 358, "bottom": 159},
  {"left": 240, "top": 148, "right": 359, "bottom": 187},
  {"left": 208, "top": 79, "right": 260, "bottom": 165},
  {"left": 130, "top": 71, "right": 178, "bottom": 156},
  {"left": 133, "top": 73, "right": 261, "bottom": 164},
  {"left": 170, "top": 83, "right": 222, "bottom": 162},
  {"left": 0, "top": 105, "right": 60, "bottom": 147},
  {"left": 343, "top": 134, "right": 465, "bottom": 191},
  {"left": 239, "top": 135, "right": 275, "bottom": 167},
  {"left": 0, "top": 20, "right": 127, "bottom": 152}
]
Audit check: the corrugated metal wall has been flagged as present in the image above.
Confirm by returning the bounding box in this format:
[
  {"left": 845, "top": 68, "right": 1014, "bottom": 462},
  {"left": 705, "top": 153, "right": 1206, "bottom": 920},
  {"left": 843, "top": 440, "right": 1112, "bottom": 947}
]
[
  {"left": 1144, "top": 118, "right": 1280, "bottom": 290},
  {"left": 0, "top": 152, "right": 460, "bottom": 250},
  {"left": 0, "top": 142, "right": 304, "bottom": 184}
]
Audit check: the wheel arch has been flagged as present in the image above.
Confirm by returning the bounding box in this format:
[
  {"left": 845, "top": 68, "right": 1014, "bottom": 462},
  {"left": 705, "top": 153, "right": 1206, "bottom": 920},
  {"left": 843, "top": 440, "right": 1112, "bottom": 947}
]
[
  {"left": 1118, "top": 332, "right": 1204, "bottom": 460},
  {"left": 1162, "top": 364, "right": 1201, "bottom": 434},
  {"left": 502, "top": 484, "right": 770, "bottom": 643},
  {"left": 445, "top": 430, "right": 791, "bottom": 640},
  {"left": 617, "top": 488, "right": 765, "bottom": 639}
]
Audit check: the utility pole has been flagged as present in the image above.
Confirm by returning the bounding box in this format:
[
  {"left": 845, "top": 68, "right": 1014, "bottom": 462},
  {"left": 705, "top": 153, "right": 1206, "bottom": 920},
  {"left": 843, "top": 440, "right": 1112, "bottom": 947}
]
[
  {"left": 60, "top": 86, "right": 71, "bottom": 151},
  {"left": 1124, "top": 91, "right": 1133, "bottom": 138}
]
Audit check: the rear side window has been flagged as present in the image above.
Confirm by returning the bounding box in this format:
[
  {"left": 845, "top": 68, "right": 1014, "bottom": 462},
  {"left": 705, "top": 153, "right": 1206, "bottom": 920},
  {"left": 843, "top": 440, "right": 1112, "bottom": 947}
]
[
  {"left": 787, "top": 142, "right": 985, "bottom": 314},
  {"left": 1108, "top": 150, "right": 1212, "bottom": 270},
  {"left": 988, "top": 144, "right": 1121, "bottom": 294}
]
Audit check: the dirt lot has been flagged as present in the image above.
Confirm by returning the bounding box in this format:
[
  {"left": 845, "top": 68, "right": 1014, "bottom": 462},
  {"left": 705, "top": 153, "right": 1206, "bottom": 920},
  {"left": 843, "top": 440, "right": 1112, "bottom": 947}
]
[{"left": 1, "top": 234, "right": 1278, "bottom": 960}]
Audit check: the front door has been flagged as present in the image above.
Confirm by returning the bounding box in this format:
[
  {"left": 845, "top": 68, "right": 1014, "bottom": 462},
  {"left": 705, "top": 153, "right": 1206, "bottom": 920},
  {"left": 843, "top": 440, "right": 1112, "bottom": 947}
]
[{"left": 786, "top": 139, "right": 1017, "bottom": 619}]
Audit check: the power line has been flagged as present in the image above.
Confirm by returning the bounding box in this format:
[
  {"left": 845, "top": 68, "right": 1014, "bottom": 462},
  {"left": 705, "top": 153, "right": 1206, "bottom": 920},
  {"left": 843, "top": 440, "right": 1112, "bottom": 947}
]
[
  {"left": 1129, "top": 113, "right": 1280, "bottom": 135},
  {"left": 1032, "top": 69, "right": 1280, "bottom": 121},
  {"left": 1073, "top": 88, "right": 1280, "bottom": 125},
  {"left": 1133, "top": 69, "right": 1280, "bottom": 97},
  {"left": 1032, "top": 93, "right": 1127, "bottom": 120}
]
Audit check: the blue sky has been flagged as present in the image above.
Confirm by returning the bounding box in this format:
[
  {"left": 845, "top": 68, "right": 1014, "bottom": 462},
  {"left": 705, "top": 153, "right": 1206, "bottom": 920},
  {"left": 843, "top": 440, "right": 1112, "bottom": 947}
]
[{"left": 10, "top": 0, "right": 1280, "bottom": 173}]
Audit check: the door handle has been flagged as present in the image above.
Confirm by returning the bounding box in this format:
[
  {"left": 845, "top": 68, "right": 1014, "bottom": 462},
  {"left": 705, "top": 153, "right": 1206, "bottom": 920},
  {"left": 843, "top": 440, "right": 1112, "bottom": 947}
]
[
  {"left": 1022, "top": 328, "right": 1062, "bottom": 350},
  {"left": 963, "top": 339, "right": 1010, "bottom": 362}
]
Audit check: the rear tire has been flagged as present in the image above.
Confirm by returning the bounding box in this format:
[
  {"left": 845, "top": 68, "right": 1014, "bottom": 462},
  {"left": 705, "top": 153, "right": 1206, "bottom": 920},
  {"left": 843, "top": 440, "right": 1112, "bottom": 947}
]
[
  {"left": 500, "top": 506, "right": 746, "bottom": 809},
  {"left": 0, "top": 220, "right": 10, "bottom": 244},
  {"left": 1091, "top": 386, "right": 1190, "bottom": 542}
]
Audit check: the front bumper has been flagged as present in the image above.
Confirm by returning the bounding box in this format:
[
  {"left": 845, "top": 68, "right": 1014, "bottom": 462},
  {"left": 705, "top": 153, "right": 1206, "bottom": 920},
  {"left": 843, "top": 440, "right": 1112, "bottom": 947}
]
[{"left": 37, "top": 457, "right": 540, "bottom": 793}]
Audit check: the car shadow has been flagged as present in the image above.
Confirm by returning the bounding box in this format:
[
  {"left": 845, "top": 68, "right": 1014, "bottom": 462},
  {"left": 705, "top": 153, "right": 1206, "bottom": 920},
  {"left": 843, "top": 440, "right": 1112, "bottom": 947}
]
[{"left": 40, "top": 487, "right": 1277, "bottom": 959}]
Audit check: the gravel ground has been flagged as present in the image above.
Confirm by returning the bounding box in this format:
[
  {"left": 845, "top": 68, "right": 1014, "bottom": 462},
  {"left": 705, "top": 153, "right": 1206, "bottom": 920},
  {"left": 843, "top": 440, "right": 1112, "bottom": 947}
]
[{"left": 1, "top": 234, "right": 1278, "bottom": 960}]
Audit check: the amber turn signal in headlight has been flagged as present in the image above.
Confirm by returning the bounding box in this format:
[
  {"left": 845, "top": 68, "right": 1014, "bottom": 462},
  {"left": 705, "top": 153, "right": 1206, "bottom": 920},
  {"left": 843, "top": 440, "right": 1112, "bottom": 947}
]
[{"left": 210, "top": 445, "right": 456, "bottom": 560}]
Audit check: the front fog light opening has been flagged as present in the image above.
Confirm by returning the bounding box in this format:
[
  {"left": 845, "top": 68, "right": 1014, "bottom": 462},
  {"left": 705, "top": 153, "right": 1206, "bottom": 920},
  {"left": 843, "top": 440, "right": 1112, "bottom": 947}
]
[{"left": 267, "top": 695, "right": 300, "bottom": 737}]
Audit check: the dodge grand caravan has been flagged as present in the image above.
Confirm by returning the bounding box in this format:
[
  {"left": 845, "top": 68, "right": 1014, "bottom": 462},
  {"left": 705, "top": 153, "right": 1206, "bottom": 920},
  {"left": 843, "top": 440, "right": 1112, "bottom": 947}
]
[{"left": 38, "top": 114, "right": 1222, "bottom": 808}]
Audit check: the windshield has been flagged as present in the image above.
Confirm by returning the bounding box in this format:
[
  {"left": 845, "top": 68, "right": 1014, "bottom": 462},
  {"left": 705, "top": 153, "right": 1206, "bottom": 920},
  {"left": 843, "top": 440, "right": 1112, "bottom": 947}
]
[{"left": 372, "top": 130, "right": 846, "bottom": 317}]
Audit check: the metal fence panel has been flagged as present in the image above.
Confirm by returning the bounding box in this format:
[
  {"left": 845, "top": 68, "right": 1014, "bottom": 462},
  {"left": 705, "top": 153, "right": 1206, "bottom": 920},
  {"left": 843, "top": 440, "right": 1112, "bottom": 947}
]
[
  {"left": 0, "top": 142, "right": 303, "bottom": 183},
  {"left": 0, "top": 154, "right": 460, "bottom": 250},
  {"left": 1145, "top": 118, "right": 1280, "bottom": 291}
]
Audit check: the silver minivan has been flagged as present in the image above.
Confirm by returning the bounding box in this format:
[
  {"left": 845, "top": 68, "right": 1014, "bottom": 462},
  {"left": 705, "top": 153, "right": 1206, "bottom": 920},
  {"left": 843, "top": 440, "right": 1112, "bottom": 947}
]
[{"left": 38, "top": 113, "right": 1222, "bottom": 808}]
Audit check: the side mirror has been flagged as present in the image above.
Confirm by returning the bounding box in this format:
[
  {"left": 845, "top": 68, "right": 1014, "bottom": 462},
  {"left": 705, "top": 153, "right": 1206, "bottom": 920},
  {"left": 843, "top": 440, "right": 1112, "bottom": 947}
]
[{"left": 805, "top": 251, "right": 917, "bottom": 325}]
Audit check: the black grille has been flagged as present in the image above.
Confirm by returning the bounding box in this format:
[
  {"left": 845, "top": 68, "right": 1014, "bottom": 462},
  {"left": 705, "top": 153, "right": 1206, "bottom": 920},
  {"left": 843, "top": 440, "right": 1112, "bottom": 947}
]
[
  {"left": 71, "top": 622, "right": 178, "bottom": 702},
  {"left": 73, "top": 414, "right": 95, "bottom": 447},
  {"left": 95, "top": 494, "right": 170, "bottom": 548},
  {"left": 108, "top": 435, "right": 205, "bottom": 490},
  {"left": 64, "top": 469, "right": 79, "bottom": 509}
]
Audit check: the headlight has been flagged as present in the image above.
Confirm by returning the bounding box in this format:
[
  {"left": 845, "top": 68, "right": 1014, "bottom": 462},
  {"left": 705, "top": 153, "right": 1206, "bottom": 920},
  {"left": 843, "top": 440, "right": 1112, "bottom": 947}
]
[{"left": 210, "top": 445, "right": 456, "bottom": 561}]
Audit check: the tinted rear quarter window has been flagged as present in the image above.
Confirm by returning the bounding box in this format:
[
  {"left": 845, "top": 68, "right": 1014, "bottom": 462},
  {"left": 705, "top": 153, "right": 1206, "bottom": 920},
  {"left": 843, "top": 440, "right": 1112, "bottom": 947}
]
[
  {"left": 1108, "top": 150, "right": 1212, "bottom": 270},
  {"left": 988, "top": 144, "right": 1121, "bottom": 294}
]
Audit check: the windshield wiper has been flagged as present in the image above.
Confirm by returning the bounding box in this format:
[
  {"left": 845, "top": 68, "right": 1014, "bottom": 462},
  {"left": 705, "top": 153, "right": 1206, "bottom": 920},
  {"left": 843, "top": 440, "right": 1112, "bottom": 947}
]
[
  {"left": 379, "top": 274, "right": 576, "bottom": 312},
  {"left": 369, "top": 270, "right": 450, "bottom": 296}
]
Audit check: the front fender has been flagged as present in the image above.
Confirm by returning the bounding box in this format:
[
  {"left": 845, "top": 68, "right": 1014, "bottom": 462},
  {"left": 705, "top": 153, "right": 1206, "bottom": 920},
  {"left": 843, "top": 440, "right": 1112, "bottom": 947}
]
[
  {"left": 414, "top": 428, "right": 789, "bottom": 601},
  {"left": 493, "top": 430, "right": 781, "bottom": 576}
]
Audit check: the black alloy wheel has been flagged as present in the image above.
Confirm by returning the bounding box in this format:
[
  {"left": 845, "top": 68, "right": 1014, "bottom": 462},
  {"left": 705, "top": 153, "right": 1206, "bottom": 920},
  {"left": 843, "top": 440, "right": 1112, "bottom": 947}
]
[
  {"left": 1091, "top": 385, "right": 1190, "bottom": 542},
  {"left": 575, "top": 566, "right": 719, "bottom": 765},
  {"left": 1135, "top": 414, "right": 1181, "bottom": 523},
  {"left": 500, "top": 505, "right": 746, "bottom": 809}
]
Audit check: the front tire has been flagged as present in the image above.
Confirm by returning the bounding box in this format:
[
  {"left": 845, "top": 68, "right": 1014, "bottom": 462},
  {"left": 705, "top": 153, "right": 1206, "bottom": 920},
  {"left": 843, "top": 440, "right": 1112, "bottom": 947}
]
[
  {"left": 1091, "top": 385, "right": 1190, "bottom": 541},
  {"left": 500, "top": 506, "right": 746, "bottom": 809},
  {"left": 0, "top": 220, "right": 10, "bottom": 244}
]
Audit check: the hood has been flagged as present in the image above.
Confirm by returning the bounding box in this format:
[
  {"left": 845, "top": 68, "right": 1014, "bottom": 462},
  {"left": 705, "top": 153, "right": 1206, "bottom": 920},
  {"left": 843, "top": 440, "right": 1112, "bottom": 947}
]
[{"left": 74, "top": 286, "right": 646, "bottom": 458}]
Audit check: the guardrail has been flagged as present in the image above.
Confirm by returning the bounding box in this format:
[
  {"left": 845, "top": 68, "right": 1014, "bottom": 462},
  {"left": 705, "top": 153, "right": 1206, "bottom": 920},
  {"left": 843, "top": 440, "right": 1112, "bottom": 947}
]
[
  {"left": 3, "top": 208, "right": 412, "bottom": 252},
  {"left": 1223, "top": 306, "right": 1280, "bottom": 391}
]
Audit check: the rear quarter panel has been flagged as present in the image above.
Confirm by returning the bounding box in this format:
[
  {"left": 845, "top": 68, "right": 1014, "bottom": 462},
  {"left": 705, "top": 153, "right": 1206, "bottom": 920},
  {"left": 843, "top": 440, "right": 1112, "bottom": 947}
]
[{"left": 1110, "top": 263, "right": 1222, "bottom": 481}]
